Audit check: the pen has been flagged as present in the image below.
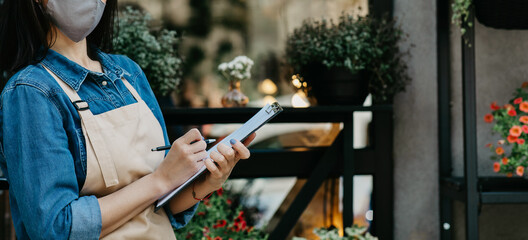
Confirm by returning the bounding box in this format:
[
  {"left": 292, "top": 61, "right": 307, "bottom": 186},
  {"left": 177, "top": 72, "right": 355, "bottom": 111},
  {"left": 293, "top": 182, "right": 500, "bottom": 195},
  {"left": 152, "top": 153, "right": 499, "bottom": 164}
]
[{"left": 151, "top": 139, "right": 216, "bottom": 151}]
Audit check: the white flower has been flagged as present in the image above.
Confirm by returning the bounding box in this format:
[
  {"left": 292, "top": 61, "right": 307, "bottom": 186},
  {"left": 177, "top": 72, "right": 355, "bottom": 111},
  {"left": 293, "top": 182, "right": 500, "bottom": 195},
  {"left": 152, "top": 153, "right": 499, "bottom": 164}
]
[{"left": 218, "top": 63, "right": 228, "bottom": 71}]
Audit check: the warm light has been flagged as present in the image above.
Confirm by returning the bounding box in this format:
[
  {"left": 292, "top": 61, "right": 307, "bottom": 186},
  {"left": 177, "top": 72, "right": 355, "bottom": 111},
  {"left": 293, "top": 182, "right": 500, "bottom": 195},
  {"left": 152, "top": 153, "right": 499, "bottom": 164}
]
[
  {"left": 291, "top": 91, "right": 310, "bottom": 108},
  {"left": 263, "top": 95, "right": 277, "bottom": 105},
  {"left": 259, "top": 79, "right": 278, "bottom": 95},
  {"left": 292, "top": 78, "right": 302, "bottom": 88}
]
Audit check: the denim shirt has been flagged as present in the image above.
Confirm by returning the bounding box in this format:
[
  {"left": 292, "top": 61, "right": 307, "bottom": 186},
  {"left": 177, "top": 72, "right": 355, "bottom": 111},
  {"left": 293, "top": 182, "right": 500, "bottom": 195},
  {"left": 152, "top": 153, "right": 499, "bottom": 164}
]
[{"left": 0, "top": 48, "right": 197, "bottom": 239}]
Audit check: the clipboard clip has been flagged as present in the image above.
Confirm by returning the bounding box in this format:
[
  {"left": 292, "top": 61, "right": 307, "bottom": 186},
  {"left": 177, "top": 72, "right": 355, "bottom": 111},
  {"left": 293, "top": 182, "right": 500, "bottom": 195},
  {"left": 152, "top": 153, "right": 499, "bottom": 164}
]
[{"left": 266, "top": 102, "right": 283, "bottom": 114}]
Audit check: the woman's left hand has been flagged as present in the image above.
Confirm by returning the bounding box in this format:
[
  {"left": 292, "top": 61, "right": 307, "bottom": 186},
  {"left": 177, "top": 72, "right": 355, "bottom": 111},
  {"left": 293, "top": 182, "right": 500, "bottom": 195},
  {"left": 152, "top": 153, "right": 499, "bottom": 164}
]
[{"left": 203, "top": 133, "right": 256, "bottom": 190}]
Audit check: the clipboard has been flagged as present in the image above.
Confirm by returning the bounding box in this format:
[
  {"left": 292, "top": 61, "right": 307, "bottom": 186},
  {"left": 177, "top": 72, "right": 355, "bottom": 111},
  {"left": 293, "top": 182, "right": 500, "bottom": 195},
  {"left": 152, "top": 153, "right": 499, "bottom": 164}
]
[{"left": 155, "top": 102, "right": 283, "bottom": 211}]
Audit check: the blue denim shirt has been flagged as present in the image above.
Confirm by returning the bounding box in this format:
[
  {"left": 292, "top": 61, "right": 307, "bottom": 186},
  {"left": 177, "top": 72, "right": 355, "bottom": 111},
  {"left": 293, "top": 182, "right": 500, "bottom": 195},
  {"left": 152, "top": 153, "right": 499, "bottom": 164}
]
[{"left": 0, "top": 48, "right": 197, "bottom": 239}]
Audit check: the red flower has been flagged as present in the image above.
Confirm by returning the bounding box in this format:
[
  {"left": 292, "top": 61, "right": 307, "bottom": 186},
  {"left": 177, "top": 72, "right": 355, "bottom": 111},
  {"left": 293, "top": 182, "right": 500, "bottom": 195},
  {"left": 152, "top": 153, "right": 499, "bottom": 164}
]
[
  {"left": 518, "top": 139, "right": 526, "bottom": 145},
  {"left": 515, "top": 97, "right": 523, "bottom": 104},
  {"left": 493, "top": 162, "right": 500, "bottom": 172},
  {"left": 484, "top": 114, "right": 494, "bottom": 123},
  {"left": 226, "top": 199, "right": 232, "bottom": 205},
  {"left": 491, "top": 101, "right": 501, "bottom": 110},
  {"left": 213, "top": 219, "right": 227, "bottom": 229},
  {"left": 496, "top": 147, "right": 505, "bottom": 155},
  {"left": 521, "top": 102, "right": 528, "bottom": 113},
  {"left": 510, "top": 126, "right": 523, "bottom": 137},
  {"left": 216, "top": 187, "right": 223, "bottom": 196},
  {"left": 486, "top": 143, "right": 492, "bottom": 148},
  {"left": 186, "top": 233, "right": 194, "bottom": 239},
  {"left": 214, "top": 237, "right": 222, "bottom": 240},
  {"left": 523, "top": 125, "right": 528, "bottom": 134},
  {"left": 517, "top": 166, "right": 525, "bottom": 176},
  {"left": 197, "top": 212, "right": 206, "bottom": 216},
  {"left": 507, "top": 172, "right": 513, "bottom": 178},
  {"left": 508, "top": 135, "right": 518, "bottom": 143},
  {"left": 237, "top": 211, "right": 244, "bottom": 219},
  {"left": 502, "top": 157, "right": 509, "bottom": 165},
  {"left": 508, "top": 109, "right": 517, "bottom": 116}
]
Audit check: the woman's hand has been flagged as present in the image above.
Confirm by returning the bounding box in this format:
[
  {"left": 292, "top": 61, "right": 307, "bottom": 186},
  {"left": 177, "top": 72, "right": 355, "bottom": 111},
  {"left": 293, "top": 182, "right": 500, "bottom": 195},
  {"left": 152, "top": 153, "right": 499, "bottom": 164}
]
[
  {"left": 153, "top": 128, "right": 208, "bottom": 192},
  {"left": 202, "top": 133, "right": 256, "bottom": 191}
]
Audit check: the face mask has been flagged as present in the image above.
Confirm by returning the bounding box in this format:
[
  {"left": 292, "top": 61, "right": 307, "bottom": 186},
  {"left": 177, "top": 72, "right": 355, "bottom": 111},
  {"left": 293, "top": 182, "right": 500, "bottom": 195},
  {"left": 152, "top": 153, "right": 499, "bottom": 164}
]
[{"left": 46, "top": 0, "right": 106, "bottom": 42}]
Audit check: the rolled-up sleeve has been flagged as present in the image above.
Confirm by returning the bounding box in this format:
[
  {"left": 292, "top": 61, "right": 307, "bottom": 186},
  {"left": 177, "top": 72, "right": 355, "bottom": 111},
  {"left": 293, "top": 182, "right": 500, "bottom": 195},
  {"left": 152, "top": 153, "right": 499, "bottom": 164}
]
[
  {"left": 0, "top": 84, "right": 101, "bottom": 239},
  {"left": 164, "top": 203, "right": 198, "bottom": 229}
]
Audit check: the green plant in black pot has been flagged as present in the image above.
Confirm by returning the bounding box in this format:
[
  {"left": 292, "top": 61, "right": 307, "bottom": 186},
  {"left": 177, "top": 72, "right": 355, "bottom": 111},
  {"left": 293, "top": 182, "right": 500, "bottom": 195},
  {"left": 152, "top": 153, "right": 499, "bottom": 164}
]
[
  {"left": 286, "top": 13, "right": 410, "bottom": 104},
  {"left": 113, "top": 6, "right": 183, "bottom": 97}
]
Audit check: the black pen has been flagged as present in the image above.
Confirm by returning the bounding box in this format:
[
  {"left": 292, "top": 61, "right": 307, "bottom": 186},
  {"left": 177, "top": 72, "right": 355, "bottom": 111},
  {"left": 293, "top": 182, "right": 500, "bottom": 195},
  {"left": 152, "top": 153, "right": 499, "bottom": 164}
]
[{"left": 151, "top": 139, "right": 216, "bottom": 151}]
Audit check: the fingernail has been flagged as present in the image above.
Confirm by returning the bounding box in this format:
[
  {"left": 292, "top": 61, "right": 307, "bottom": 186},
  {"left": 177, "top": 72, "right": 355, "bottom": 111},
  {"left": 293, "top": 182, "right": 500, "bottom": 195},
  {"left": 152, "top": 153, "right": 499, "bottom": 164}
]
[
  {"left": 230, "top": 139, "right": 236, "bottom": 145},
  {"left": 209, "top": 158, "right": 215, "bottom": 163}
]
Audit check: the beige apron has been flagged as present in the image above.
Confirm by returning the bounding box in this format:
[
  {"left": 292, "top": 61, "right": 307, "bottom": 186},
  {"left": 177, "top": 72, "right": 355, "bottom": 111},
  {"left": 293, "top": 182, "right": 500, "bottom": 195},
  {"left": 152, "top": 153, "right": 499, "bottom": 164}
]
[{"left": 44, "top": 67, "right": 176, "bottom": 239}]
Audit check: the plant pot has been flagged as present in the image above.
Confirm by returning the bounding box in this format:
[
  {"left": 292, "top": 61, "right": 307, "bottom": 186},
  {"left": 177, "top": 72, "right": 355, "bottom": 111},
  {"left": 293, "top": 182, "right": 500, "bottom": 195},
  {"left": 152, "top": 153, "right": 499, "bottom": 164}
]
[
  {"left": 475, "top": 0, "right": 528, "bottom": 29},
  {"left": 300, "top": 64, "right": 369, "bottom": 105}
]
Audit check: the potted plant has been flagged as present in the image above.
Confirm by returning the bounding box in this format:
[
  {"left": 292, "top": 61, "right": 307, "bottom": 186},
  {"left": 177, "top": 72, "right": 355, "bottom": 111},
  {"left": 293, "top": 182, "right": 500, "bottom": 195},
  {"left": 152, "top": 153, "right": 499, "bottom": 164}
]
[
  {"left": 285, "top": 13, "right": 410, "bottom": 105},
  {"left": 293, "top": 225, "right": 378, "bottom": 240},
  {"left": 113, "top": 6, "right": 183, "bottom": 99},
  {"left": 484, "top": 82, "right": 528, "bottom": 177},
  {"left": 218, "top": 56, "right": 254, "bottom": 107},
  {"left": 173, "top": 184, "right": 268, "bottom": 240},
  {"left": 452, "top": 0, "right": 528, "bottom": 33}
]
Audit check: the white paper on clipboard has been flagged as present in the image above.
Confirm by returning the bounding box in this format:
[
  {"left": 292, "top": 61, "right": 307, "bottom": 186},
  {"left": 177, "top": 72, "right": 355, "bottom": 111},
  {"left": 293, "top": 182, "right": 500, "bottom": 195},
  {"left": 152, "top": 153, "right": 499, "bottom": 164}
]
[{"left": 155, "top": 102, "right": 283, "bottom": 211}]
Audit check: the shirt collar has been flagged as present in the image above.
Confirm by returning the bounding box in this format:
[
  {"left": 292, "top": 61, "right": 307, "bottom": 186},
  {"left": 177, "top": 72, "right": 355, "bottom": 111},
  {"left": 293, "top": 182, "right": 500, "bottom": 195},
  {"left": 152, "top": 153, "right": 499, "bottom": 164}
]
[{"left": 41, "top": 46, "right": 129, "bottom": 91}]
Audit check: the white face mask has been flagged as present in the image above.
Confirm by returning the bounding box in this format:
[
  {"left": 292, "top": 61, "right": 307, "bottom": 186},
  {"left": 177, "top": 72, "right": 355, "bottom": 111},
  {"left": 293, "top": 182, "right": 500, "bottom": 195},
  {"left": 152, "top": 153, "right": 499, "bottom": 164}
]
[{"left": 46, "top": 0, "right": 106, "bottom": 42}]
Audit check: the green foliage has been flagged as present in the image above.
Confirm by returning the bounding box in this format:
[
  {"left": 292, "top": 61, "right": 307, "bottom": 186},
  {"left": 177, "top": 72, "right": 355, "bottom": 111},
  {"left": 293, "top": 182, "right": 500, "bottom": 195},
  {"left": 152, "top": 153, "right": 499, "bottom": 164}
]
[
  {"left": 113, "top": 7, "right": 183, "bottom": 96},
  {"left": 293, "top": 225, "right": 378, "bottom": 240},
  {"left": 174, "top": 185, "right": 268, "bottom": 240},
  {"left": 451, "top": 0, "right": 472, "bottom": 35},
  {"left": 285, "top": 13, "right": 410, "bottom": 104}
]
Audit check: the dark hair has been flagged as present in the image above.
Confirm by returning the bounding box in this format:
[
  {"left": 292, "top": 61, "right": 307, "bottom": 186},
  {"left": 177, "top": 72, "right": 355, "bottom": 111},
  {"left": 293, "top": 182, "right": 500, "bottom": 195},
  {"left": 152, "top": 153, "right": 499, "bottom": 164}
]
[{"left": 0, "top": 0, "right": 117, "bottom": 75}]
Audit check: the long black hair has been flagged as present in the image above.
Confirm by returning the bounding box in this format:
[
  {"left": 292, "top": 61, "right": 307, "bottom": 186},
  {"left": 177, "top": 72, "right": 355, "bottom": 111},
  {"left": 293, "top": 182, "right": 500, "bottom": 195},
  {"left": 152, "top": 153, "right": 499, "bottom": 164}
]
[{"left": 0, "top": 0, "right": 118, "bottom": 75}]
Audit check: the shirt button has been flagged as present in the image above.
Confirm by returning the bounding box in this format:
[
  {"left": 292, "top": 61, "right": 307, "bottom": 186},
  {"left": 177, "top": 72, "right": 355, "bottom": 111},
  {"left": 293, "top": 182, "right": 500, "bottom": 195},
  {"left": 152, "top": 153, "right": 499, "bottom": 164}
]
[{"left": 102, "top": 81, "right": 108, "bottom": 86}]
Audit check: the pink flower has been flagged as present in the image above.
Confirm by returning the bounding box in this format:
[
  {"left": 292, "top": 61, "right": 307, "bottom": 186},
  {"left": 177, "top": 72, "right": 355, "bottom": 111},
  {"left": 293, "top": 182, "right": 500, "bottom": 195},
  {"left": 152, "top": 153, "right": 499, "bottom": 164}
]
[
  {"left": 518, "top": 139, "right": 526, "bottom": 145},
  {"left": 523, "top": 125, "right": 528, "bottom": 134},
  {"left": 517, "top": 166, "right": 525, "bottom": 176},
  {"left": 510, "top": 126, "right": 523, "bottom": 137}
]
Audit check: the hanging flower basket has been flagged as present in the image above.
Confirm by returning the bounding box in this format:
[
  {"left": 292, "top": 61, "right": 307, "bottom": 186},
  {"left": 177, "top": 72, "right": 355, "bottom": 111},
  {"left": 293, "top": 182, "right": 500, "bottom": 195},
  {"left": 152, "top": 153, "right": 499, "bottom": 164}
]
[{"left": 475, "top": 0, "right": 528, "bottom": 29}]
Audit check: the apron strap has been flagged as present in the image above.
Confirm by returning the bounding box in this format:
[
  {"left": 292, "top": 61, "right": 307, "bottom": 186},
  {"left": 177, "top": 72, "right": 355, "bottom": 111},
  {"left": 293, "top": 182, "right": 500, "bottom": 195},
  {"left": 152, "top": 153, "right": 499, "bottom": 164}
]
[
  {"left": 120, "top": 78, "right": 142, "bottom": 102},
  {"left": 41, "top": 64, "right": 120, "bottom": 187}
]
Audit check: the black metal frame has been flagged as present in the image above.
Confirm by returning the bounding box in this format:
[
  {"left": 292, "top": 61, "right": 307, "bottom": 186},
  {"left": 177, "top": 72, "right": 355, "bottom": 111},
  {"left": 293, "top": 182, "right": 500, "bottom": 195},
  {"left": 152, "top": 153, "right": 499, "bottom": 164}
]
[
  {"left": 162, "top": 106, "right": 394, "bottom": 239},
  {"left": 438, "top": 2, "right": 528, "bottom": 239}
]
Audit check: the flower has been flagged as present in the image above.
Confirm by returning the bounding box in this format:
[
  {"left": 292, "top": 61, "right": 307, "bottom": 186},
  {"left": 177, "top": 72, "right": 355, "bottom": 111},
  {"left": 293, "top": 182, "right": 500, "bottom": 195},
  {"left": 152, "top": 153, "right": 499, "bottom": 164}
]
[
  {"left": 523, "top": 125, "right": 528, "bottom": 133},
  {"left": 216, "top": 187, "right": 223, "bottom": 196},
  {"left": 508, "top": 135, "right": 518, "bottom": 143},
  {"left": 515, "top": 97, "right": 523, "bottom": 104},
  {"left": 508, "top": 109, "right": 517, "bottom": 116},
  {"left": 521, "top": 102, "right": 528, "bottom": 113},
  {"left": 486, "top": 143, "right": 492, "bottom": 148},
  {"left": 510, "top": 126, "right": 523, "bottom": 137},
  {"left": 491, "top": 102, "right": 501, "bottom": 110},
  {"left": 218, "top": 56, "right": 254, "bottom": 82},
  {"left": 523, "top": 82, "right": 528, "bottom": 88},
  {"left": 505, "top": 104, "right": 515, "bottom": 110},
  {"left": 498, "top": 139, "right": 505, "bottom": 145},
  {"left": 214, "top": 237, "right": 222, "bottom": 240},
  {"left": 502, "top": 157, "right": 509, "bottom": 165},
  {"left": 517, "top": 166, "right": 525, "bottom": 176},
  {"left": 493, "top": 162, "right": 501, "bottom": 172},
  {"left": 484, "top": 114, "right": 494, "bottom": 123},
  {"left": 518, "top": 139, "right": 526, "bottom": 145},
  {"left": 521, "top": 116, "right": 528, "bottom": 124},
  {"left": 496, "top": 147, "right": 504, "bottom": 155}
]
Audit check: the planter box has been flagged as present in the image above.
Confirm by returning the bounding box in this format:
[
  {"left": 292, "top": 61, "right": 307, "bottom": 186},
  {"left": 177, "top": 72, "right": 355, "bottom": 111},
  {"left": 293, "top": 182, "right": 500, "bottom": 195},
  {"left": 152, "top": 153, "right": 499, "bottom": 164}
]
[{"left": 475, "top": 0, "right": 528, "bottom": 29}]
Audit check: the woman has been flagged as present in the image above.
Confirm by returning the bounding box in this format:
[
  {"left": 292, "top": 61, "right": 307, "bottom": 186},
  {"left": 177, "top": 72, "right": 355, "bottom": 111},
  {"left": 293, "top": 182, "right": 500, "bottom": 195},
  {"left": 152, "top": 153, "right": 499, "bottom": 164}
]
[{"left": 0, "top": 0, "right": 255, "bottom": 239}]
